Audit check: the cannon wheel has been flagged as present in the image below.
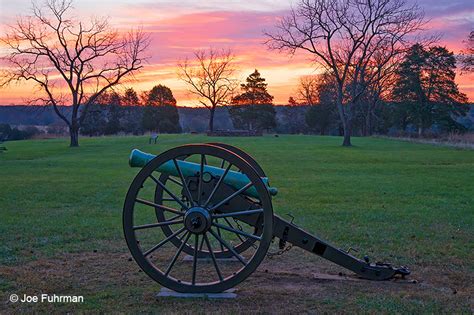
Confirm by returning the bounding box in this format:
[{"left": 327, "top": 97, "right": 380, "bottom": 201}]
[
  {"left": 123, "top": 144, "right": 273, "bottom": 293},
  {"left": 154, "top": 143, "right": 263, "bottom": 258}
]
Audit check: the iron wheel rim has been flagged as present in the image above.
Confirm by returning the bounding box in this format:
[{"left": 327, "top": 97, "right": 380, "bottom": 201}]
[{"left": 123, "top": 144, "right": 273, "bottom": 293}]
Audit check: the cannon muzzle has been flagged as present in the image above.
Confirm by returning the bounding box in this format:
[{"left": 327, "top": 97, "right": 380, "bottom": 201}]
[{"left": 129, "top": 149, "right": 278, "bottom": 198}]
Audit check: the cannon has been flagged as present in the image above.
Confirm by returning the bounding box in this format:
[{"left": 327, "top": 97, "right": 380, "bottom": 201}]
[{"left": 123, "top": 143, "right": 409, "bottom": 293}]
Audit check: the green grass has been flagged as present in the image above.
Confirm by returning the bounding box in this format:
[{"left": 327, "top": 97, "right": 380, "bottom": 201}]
[{"left": 0, "top": 135, "right": 473, "bottom": 313}]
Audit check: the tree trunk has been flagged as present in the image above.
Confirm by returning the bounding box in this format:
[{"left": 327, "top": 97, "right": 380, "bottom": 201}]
[
  {"left": 320, "top": 123, "right": 327, "bottom": 135},
  {"left": 209, "top": 108, "right": 215, "bottom": 132},
  {"left": 69, "top": 126, "right": 79, "bottom": 147},
  {"left": 335, "top": 90, "right": 352, "bottom": 147},
  {"left": 342, "top": 126, "right": 352, "bottom": 146},
  {"left": 343, "top": 103, "right": 353, "bottom": 146},
  {"left": 364, "top": 112, "right": 371, "bottom": 136}
]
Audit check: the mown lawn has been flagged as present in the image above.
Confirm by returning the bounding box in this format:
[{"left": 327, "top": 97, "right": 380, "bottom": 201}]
[{"left": 0, "top": 135, "right": 473, "bottom": 313}]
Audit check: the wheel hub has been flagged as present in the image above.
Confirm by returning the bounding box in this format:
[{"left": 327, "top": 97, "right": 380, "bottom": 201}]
[{"left": 184, "top": 207, "right": 211, "bottom": 234}]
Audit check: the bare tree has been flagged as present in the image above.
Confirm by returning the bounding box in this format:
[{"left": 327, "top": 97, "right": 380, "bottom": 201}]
[
  {"left": 356, "top": 50, "right": 402, "bottom": 135},
  {"left": 459, "top": 31, "right": 474, "bottom": 74},
  {"left": 266, "top": 0, "right": 425, "bottom": 146},
  {"left": 0, "top": 0, "right": 149, "bottom": 146},
  {"left": 297, "top": 74, "right": 336, "bottom": 106},
  {"left": 177, "top": 49, "right": 237, "bottom": 132},
  {"left": 297, "top": 75, "right": 320, "bottom": 106}
]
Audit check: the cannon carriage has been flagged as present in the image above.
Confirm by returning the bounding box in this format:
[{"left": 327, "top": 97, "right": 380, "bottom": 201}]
[{"left": 123, "top": 143, "right": 409, "bottom": 293}]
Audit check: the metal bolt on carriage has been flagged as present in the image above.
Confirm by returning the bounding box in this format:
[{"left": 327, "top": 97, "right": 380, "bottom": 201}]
[{"left": 123, "top": 143, "right": 409, "bottom": 293}]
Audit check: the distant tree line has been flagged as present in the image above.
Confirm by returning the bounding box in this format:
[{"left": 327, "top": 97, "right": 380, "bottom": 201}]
[
  {"left": 81, "top": 70, "right": 280, "bottom": 136},
  {"left": 230, "top": 70, "right": 276, "bottom": 131},
  {"left": 80, "top": 86, "right": 181, "bottom": 136},
  {"left": 298, "top": 44, "right": 470, "bottom": 137}
]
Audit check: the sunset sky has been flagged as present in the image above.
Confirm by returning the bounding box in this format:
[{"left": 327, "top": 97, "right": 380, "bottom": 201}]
[{"left": 0, "top": 0, "right": 473, "bottom": 106}]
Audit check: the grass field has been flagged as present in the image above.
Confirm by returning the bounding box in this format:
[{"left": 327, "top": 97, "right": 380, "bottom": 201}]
[{"left": 0, "top": 135, "right": 473, "bottom": 313}]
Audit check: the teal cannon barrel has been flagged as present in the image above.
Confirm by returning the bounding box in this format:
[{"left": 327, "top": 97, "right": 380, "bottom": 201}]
[{"left": 129, "top": 149, "right": 278, "bottom": 199}]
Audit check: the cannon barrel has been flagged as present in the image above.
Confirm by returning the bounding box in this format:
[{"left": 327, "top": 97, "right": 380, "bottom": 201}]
[{"left": 129, "top": 149, "right": 278, "bottom": 199}]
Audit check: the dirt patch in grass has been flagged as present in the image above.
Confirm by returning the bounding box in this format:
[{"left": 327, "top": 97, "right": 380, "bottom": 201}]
[{"left": 1, "top": 247, "right": 472, "bottom": 313}]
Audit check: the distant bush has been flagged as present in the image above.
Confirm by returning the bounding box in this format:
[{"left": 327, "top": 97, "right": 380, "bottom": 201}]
[
  {"left": 47, "top": 124, "right": 68, "bottom": 135},
  {"left": 0, "top": 124, "right": 41, "bottom": 141},
  {"left": 0, "top": 124, "right": 12, "bottom": 141}
]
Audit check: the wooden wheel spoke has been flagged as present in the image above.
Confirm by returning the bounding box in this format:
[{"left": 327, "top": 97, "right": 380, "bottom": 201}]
[
  {"left": 209, "top": 182, "right": 253, "bottom": 211},
  {"left": 164, "top": 232, "right": 191, "bottom": 276},
  {"left": 172, "top": 158, "right": 195, "bottom": 207},
  {"left": 166, "top": 214, "right": 183, "bottom": 221},
  {"left": 198, "top": 234, "right": 206, "bottom": 251},
  {"left": 212, "top": 222, "right": 261, "bottom": 241},
  {"left": 209, "top": 228, "right": 247, "bottom": 266},
  {"left": 197, "top": 154, "right": 204, "bottom": 205},
  {"left": 203, "top": 163, "right": 232, "bottom": 208},
  {"left": 135, "top": 198, "right": 184, "bottom": 216},
  {"left": 133, "top": 219, "right": 183, "bottom": 230},
  {"left": 192, "top": 234, "right": 199, "bottom": 285},
  {"left": 223, "top": 217, "right": 245, "bottom": 243},
  {"left": 204, "top": 163, "right": 232, "bottom": 207},
  {"left": 143, "top": 227, "right": 186, "bottom": 257},
  {"left": 167, "top": 176, "right": 183, "bottom": 187},
  {"left": 212, "top": 208, "right": 264, "bottom": 219},
  {"left": 150, "top": 174, "right": 188, "bottom": 210},
  {"left": 204, "top": 233, "right": 223, "bottom": 282},
  {"left": 215, "top": 218, "right": 225, "bottom": 252}
]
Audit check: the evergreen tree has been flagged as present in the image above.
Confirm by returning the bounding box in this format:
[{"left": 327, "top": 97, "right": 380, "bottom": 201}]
[
  {"left": 120, "top": 88, "right": 143, "bottom": 134},
  {"left": 392, "top": 44, "right": 468, "bottom": 134},
  {"left": 232, "top": 69, "right": 274, "bottom": 105},
  {"left": 104, "top": 92, "right": 122, "bottom": 135},
  {"left": 230, "top": 70, "right": 276, "bottom": 131}
]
